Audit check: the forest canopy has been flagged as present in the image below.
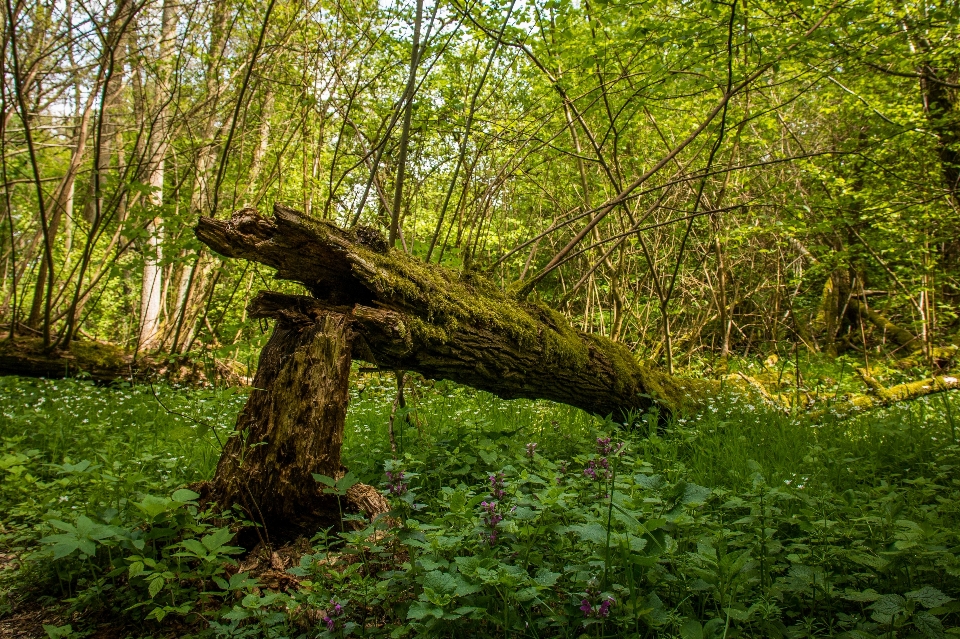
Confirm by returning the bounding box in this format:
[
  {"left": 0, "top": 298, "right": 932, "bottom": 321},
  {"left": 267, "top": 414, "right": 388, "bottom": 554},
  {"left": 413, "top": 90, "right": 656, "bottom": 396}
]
[{"left": 1, "top": 0, "right": 957, "bottom": 365}]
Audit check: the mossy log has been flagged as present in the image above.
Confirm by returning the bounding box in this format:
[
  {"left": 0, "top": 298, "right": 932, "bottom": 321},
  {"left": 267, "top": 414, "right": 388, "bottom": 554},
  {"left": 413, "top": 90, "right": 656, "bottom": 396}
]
[
  {"left": 194, "top": 204, "right": 712, "bottom": 540},
  {"left": 0, "top": 337, "right": 243, "bottom": 386},
  {"left": 849, "top": 299, "right": 918, "bottom": 349},
  {"left": 745, "top": 369, "right": 959, "bottom": 416},
  {"left": 195, "top": 204, "right": 710, "bottom": 420}
]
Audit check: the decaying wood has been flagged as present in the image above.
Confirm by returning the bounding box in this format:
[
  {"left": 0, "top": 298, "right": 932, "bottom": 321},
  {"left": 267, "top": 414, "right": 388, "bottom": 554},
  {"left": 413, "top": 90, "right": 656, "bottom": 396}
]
[
  {"left": 0, "top": 337, "right": 243, "bottom": 386},
  {"left": 198, "top": 311, "right": 389, "bottom": 543},
  {"left": 196, "top": 204, "right": 710, "bottom": 420},
  {"left": 849, "top": 299, "right": 918, "bottom": 349}
]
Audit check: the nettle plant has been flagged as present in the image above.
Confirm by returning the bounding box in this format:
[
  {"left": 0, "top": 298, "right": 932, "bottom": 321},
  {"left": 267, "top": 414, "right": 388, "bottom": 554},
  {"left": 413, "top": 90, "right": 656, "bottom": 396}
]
[{"left": 296, "top": 422, "right": 960, "bottom": 638}]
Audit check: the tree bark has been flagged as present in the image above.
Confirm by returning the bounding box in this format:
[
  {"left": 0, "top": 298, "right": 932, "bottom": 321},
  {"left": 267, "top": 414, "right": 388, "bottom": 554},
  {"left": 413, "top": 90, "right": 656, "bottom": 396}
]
[
  {"left": 195, "top": 204, "right": 710, "bottom": 421},
  {"left": 199, "top": 310, "right": 389, "bottom": 544}
]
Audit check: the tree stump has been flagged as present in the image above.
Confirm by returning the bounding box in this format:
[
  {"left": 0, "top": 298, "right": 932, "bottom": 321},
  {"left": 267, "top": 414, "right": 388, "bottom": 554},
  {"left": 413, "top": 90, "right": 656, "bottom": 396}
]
[{"left": 202, "top": 310, "right": 388, "bottom": 544}]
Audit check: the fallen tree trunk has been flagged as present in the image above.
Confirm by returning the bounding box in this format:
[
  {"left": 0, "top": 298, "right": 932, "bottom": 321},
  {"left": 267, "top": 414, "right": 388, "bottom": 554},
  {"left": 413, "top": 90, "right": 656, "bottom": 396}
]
[
  {"left": 191, "top": 204, "right": 714, "bottom": 540},
  {"left": 849, "top": 299, "right": 918, "bottom": 349},
  {"left": 196, "top": 205, "right": 710, "bottom": 420},
  {"left": 0, "top": 337, "right": 244, "bottom": 386}
]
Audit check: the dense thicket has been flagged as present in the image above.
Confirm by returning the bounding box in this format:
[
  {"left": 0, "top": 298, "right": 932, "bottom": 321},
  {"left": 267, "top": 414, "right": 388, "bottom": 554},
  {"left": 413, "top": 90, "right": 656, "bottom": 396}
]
[{"left": 1, "top": 0, "right": 958, "bottom": 367}]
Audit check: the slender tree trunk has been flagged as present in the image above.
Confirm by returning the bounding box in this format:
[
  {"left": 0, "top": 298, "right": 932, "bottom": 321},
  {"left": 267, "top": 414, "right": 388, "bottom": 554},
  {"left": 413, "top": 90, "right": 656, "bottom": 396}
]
[
  {"left": 388, "top": 0, "right": 423, "bottom": 247},
  {"left": 137, "top": 0, "right": 176, "bottom": 353}
]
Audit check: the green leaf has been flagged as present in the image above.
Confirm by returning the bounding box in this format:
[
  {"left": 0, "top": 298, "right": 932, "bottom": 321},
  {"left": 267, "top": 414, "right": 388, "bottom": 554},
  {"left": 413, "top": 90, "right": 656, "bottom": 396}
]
[
  {"left": 680, "top": 619, "right": 704, "bottom": 639},
  {"left": 336, "top": 471, "right": 359, "bottom": 493},
  {"left": 907, "top": 586, "right": 953, "bottom": 610},
  {"left": 724, "top": 606, "right": 751, "bottom": 621},
  {"left": 172, "top": 488, "right": 200, "bottom": 502},
  {"left": 534, "top": 569, "right": 560, "bottom": 587},
  {"left": 569, "top": 522, "right": 608, "bottom": 545},
  {"left": 312, "top": 473, "right": 337, "bottom": 487},
  {"left": 42, "top": 624, "right": 73, "bottom": 639},
  {"left": 148, "top": 576, "right": 164, "bottom": 598},
  {"left": 47, "top": 520, "right": 76, "bottom": 534},
  {"left": 449, "top": 490, "right": 466, "bottom": 513},
  {"left": 201, "top": 527, "right": 234, "bottom": 553},
  {"left": 178, "top": 538, "right": 207, "bottom": 556},
  {"left": 128, "top": 561, "right": 145, "bottom": 579},
  {"left": 422, "top": 570, "right": 458, "bottom": 595},
  {"left": 845, "top": 588, "right": 882, "bottom": 603},
  {"left": 50, "top": 541, "right": 79, "bottom": 559},
  {"left": 869, "top": 594, "right": 906, "bottom": 623},
  {"left": 134, "top": 495, "right": 173, "bottom": 519},
  {"left": 223, "top": 606, "right": 252, "bottom": 621},
  {"left": 454, "top": 579, "right": 481, "bottom": 597},
  {"left": 407, "top": 601, "right": 444, "bottom": 620},
  {"left": 914, "top": 611, "right": 945, "bottom": 639}
]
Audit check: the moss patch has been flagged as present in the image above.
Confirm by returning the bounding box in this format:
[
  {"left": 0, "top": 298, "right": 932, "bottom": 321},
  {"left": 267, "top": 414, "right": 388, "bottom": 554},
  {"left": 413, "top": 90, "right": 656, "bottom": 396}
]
[{"left": 69, "top": 340, "right": 130, "bottom": 370}]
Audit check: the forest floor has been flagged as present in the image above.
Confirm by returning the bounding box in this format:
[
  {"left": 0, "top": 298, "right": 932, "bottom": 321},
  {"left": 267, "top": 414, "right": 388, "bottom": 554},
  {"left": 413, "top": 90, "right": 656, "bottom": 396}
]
[{"left": 0, "top": 355, "right": 959, "bottom": 638}]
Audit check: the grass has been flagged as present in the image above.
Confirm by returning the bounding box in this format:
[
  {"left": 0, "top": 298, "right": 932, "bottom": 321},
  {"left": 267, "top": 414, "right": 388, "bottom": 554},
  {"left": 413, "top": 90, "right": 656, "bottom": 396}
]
[{"left": 1, "top": 370, "right": 959, "bottom": 638}]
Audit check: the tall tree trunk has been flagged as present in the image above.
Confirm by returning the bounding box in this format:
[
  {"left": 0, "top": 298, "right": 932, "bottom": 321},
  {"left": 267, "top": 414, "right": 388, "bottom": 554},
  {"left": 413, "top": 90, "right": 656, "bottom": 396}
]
[
  {"left": 388, "top": 0, "right": 423, "bottom": 247},
  {"left": 138, "top": 0, "right": 176, "bottom": 353}
]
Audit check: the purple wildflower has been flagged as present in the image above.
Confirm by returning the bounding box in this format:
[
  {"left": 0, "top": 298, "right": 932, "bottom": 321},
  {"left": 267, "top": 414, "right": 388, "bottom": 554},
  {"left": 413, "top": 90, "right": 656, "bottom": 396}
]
[
  {"left": 480, "top": 500, "right": 504, "bottom": 545},
  {"left": 598, "top": 597, "right": 614, "bottom": 617},
  {"left": 584, "top": 462, "right": 597, "bottom": 479},
  {"left": 324, "top": 598, "right": 344, "bottom": 631},
  {"left": 385, "top": 470, "right": 408, "bottom": 496},
  {"left": 580, "top": 599, "right": 592, "bottom": 616},
  {"left": 526, "top": 442, "right": 538, "bottom": 458},
  {"left": 596, "top": 437, "right": 612, "bottom": 456},
  {"left": 489, "top": 472, "right": 506, "bottom": 499}
]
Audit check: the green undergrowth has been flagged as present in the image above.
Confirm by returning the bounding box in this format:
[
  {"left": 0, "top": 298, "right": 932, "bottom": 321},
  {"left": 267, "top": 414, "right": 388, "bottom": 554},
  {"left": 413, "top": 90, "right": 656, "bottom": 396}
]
[{"left": 0, "top": 373, "right": 958, "bottom": 638}]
